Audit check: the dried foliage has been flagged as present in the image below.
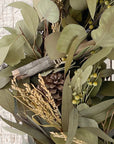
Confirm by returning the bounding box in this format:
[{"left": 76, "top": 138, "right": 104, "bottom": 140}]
[{"left": 11, "top": 74, "right": 61, "bottom": 130}]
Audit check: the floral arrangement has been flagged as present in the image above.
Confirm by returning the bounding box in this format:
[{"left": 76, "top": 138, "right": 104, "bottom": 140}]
[{"left": 0, "top": 0, "right": 114, "bottom": 144}]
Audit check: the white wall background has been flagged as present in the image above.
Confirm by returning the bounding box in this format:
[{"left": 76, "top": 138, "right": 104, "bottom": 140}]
[
  {"left": 0, "top": 0, "right": 113, "bottom": 144},
  {"left": 0, "top": 1, "right": 32, "bottom": 143}
]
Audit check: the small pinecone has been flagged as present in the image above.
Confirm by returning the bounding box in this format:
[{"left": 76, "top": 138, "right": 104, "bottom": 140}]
[{"left": 43, "top": 72, "right": 64, "bottom": 107}]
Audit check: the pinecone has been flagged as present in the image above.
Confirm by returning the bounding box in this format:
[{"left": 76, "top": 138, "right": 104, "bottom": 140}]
[{"left": 43, "top": 72, "right": 64, "bottom": 107}]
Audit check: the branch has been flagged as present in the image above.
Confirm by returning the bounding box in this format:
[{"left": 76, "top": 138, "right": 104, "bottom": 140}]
[{"left": 12, "top": 56, "right": 55, "bottom": 79}]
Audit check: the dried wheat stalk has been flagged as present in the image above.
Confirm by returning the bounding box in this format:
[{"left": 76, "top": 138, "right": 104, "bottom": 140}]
[{"left": 11, "top": 74, "right": 61, "bottom": 130}]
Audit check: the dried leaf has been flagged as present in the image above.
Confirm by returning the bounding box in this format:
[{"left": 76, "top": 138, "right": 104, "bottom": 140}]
[
  {"left": 79, "top": 99, "right": 114, "bottom": 117},
  {"left": 91, "top": 6, "right": 114, "bottom": 47},
  {"left": 4, "top": 27, "right": 17, "bottom": 34},
  {"left": 57, "top": 24, "right": 87, "bottom": 54},
  {"left": 85, "top": 127, "right": 114, "bottom": 143},
  {"left": 99, "top": 81, "right": 114, "bottom": 96},
  {"left": 90, "top": 77, "right": 102, "bottom": 97},
  {"left": 81, "top": 48, "right": 112, "bottom": 70},
  {"left": 70, "top": 0, "right": 87, "bottom": 11},
  {"left": 0, "top": 89, "right": 14, "bottom": 113},
  {"left": 79, "top": 117, "right": 98, "bottom": 128},
  {"left": 66, "top": 108, "right": 78, "bottom": 144},
  {"left": 45, "top": 32, "right": 65, "bottom": 59},
  {"left": 65, "top": 35, "right": 87, "bottom": 74},
  {"left": 1, "top": 117, "right": 53, "bottom": 144},
  {"left": 0, "top": 77, "right": 10, "bottom": 89},
  {"left": 37, "top": 0, "right": 59, "bottom": 23},
  {"left": 107, "top": 49, "right": 114, "bottom": 60},
  {"left": 4, "top": 35, "right": 25, "bottom": 66},
  {"left": 62, "top": 75, "right": 73, "bottom": 132},
  {"left": 76, "top": 128, "right": 98, "bottom": 144},
  {"left": 86, "top": 0, "right": 97, "bottom": 19},
  {"left": 0, "top": 35, "right": 15, "bottom": 65},
  {"left": 9, "top": 2, "right": 39, "bottom": 38}
]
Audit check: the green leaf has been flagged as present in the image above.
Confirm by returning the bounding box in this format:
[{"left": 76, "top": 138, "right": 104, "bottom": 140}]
[
  {"left": 85, "top": 127, "right": 114, "bottom": 143},
  {"left": 62, "top": 15, "right": 77, "bottom": 28},
  {"left": 15, "top": 20, "right": 34, "bottom": 44},
  {"left": 86, "top": 0, "right": 97, "bottom": 19},
  {"left": 99, "top": 69, "right": 114, "bottom": 78},
  {"left": 66, "top": 108, "right": 78, "bottom": 144},
  {"left": 107, "top": 49, "right": 114, "bottom": 60},
  {"left": 45, "top": 32, "right": 65, "bottom": 60},
  {"left": 0, "top": 77, "right": 10, "bottom": 89},
  {"left": 79, "top": 117, "right": 98, "bottom": 128},
  {"left": 62, "top": 75, "right": 73, "bottom": 132},
  {"left": 90, "top": 77, "right": 102, "bottom": 97},
  {"left": 70, "top": 0, "right": 87, "bottom": 11},
  {"left": 91, "top": 6, "right": 114, "bottom": 47},
  {"left": 76, "top": 128, "right": 98, "bottom": 144},
  {"left": 4, "top": 27, "right": 17, "bottom": 34},
  {"left": 37, "top": 0, "right": 59, "bottom": 23},
  {"left": 0, "top": 66, "right": 13, "bottom": 77},
  {"left": 65, "top": 35, "right": 87, "bottom": 74},
  {"left": 80, "top": 65, "right": 93, "bottom": 85},
  {"left": 57, "top": 24, "right": 87, "bottom": 54},
  {"left": 81, "top": 48, "right": 112, "bottom": 70},
  {"left": 92, "top": 106, "right": 113, "bottom": 123},
  {"left": 79, "top": 99, "right": 114, "bottom": 117},
  {"left": 9, "top": 2, "right": 39, "bottom": 38},
  {"left": 0, "top": 89, "right": 14, "bottom": 113},
  {"left": 99, "top": 81, "right": 114, "bottom": 96},
  {"left": 1, "top": 117, "right": 53, "bottom": 144},
  {"left": 3, "top": 126, "right": 25, "bottom": 135},
  {"left": 4, "top": 35, "right": 25, "bottom": 66},
  {"left": 0, "top": 35, "right": 15, "bottom": 65}
]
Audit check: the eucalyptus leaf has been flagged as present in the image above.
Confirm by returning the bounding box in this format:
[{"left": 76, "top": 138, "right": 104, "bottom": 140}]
[
  {"left": 99, "top": 69, "right": 114, "bottom": 78},
  {"left": 82, "top": 48, "right": 112, "bottom": 70},
  {"left": 15, "top": 20, "right": 34, "bottom": 44},
  {"left": 76, "top": 128, "right": 98, "bottom": 144},
  {"left": 1, "top": 117, "right": 53, "bottom": 144},
  {"left": 9, "top": 2, "right": 39, "bottom": 38},
  {"left": 80, "top": 65, "right": 93, "bottom": 85},
  {"left": 92, "top": 106, "right": 113, "bottom": 123},
  {"left": 4, "top": 27, "right": 17, "bottom": 34},
  {"left": 62, "top": 75, "right": 73, "bottom": 132},
  {"left": 86, "top": 0, "right": 97, "bottom": 19},
  {"left": 99, "top": 81, "right": 114, "bottom": 96},
  {"left": 3, "top": 126, "right": 25, "bottom": 135},
  {"left": 4, "top": 35, "right": 25, "bottom": 66},
  {"left": 107, "top": 49, "right": 114, "bottom": 60},
  {"left": 0, "top": 66, "right": 13, "bottom": 77},
  {"left": 65, "top": 35, "right": 87, "bottom": 74},
  {"left": 57, "top": 24, "right": 87, "bottom": 54},
  {"left": 66, "top": 108, "right": 78, "bottom": 144},
  {"left": 37, "top": 0, "right": 59, "bottom": 23},
  {"left": 79, "top": 117, "right": 98, "bottom": 128},
  {"left": 62, "top": 15, "right": 77, "bottom": 28},
  {"left": 79, "top": 99, "right": 114, "bottom": 117},
  {"left": 0, "top": 89, "right": 14, "bottom": 113},
  {"left": 0, "top": 35, "right": 15, "bottom": 65},
  {"left": 0, "top": 77, "right": 10, "bottom": 89},
  {"left": 90, "top": 77, "right": 102, "bottom": 97},
  {"left": 85, "top": 127, "right": 114, "bottom": 143},
  {"left": 91, "top": 6, "right": 114, "bottom": 47},
  {"left": 45, "top": 32, "right": 65, "bottom": 59},
  {"left": 70, "top": 0, "right": 87, "bottom": 11}
]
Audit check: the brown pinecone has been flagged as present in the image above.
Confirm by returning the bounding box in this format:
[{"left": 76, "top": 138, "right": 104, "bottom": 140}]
[{"left": 43, "top": 72, "right": 64, "bottom": 107}]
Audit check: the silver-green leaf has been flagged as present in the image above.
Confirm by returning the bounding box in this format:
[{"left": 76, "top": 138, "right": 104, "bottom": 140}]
[
  {"left": 37, "top": 0, "right": 59, "bottom": 23},
  {"left": 91, "top": 6, "right": 114, "bottom": 47}
]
